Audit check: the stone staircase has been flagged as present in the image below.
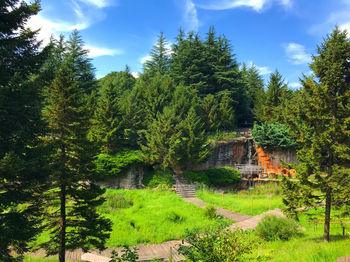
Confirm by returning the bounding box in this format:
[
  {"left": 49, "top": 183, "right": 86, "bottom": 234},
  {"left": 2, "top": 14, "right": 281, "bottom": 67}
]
[{"left": 174, "top": 174, "right": 196, "bottom": 198}]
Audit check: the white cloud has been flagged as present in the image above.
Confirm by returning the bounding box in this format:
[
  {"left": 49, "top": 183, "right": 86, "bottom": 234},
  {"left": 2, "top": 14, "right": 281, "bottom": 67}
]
[
  {"left": 140, "top": 55, "right": 152, "bottom": 64},
  {"left": 195, "top": 0, "right": 291, "bottom": 12},
  {"left": 77, "top": 0, "right": 116, "bottom": 8},
  {"left": 284, "top": 43, "right": 312, "bottom": 65},
  {"left": 289, "top": 82, "right": 301, "bottom": 89},
  {"left": 131, "top": 72, "right": 140, "bottom": 78},
  {"left": 184, "top": 0, "right": 199, "bottom": 31},
  {"left": 256, "top": 65, "right": 272, "bottom": 75},
  {"left": 246, "top": 61, "right": 272, "bottom": 75},
  {"left": 26, "top": 14, "right": 90, "bottom": 45},
  {"left": 85, "top": 45, "right": 123, "bottom": 57}
]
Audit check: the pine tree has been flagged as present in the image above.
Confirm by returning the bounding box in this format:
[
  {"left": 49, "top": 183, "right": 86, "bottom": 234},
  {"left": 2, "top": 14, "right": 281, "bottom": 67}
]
[
  {"left": 282, "top": 27, "right": 350, "bottom": 242},
  {"left": 143, "top": 32, "right": 171, "bottom": 76},
  {"left": 241, "top": 63, "right": 265, "bottom": 122},
  {"left": 142, "top": 85, "right": 208, "bottom": 170},
  {"left": 89, "top": 69, "right": 136, "bottom": 152},
  {"left": 201, "top": 94, "right": 220, "bottom": 131},
  {"left": 262, "top": 70, "right": 289, "bottom": 123},
  {"left": 218, "top": 91, "right": 235, "bottom": 130},
  {"left": 42, "top": 32, "right": 111, "bottom": 262},
  {"left": 0, "top": 1, "right": 49, "bottom": 260}
]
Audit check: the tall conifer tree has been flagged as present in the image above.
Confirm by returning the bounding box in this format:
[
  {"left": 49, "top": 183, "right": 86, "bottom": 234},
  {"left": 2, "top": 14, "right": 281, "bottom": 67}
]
[
  {"left": 0, "top": 1, "right": 49, "bottom": 260},
  {"left": 282, "top": 28, "right": 350, "bottom": 242},
  {"left": 42, "top": 32, "right": 111, "bottom": 262}
]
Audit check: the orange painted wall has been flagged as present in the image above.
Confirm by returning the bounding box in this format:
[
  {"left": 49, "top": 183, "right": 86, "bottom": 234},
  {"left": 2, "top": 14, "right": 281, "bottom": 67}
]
[{"left": 256, "top": 146, "right": 295, "bottom": 178}]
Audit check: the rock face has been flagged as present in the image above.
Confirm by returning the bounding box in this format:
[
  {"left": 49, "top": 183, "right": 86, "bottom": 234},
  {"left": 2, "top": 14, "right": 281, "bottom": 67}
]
[
  {"left": 194, "top": 137, "right": 297, "bottom": 176},
  {"left": 194, "top": 137, "right": 256, "bottom": 170},
  {"left": 97, "top": 165, "right": 144, "bottom": 189},
  {"left": 256, "top": 146, "right": 297, "bottom": 177}
]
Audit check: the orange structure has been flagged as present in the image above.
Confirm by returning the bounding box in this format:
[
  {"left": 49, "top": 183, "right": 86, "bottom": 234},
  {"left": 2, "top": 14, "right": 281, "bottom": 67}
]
[{"left": 255, "top": 146, "right": 296, "bottom": 178}]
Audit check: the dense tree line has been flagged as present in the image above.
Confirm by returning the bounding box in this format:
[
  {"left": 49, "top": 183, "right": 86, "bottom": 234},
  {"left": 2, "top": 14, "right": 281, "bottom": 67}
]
[{"left": 1, "top": 1, "right": 349, "bottom": 260}]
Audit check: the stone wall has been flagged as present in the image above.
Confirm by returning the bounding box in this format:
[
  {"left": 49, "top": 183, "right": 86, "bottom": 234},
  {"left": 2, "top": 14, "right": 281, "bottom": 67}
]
[
  {"left": 97, "top": 165, "right": 144, "bottom": 189},
  {"left": 194, "top": 137, "right": 255, "bottom": 170}
]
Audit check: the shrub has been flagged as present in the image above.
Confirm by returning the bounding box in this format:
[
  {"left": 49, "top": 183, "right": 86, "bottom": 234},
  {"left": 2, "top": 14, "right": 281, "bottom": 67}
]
[
  {"left": 100, "top": 194, "right": 133, "bottom": 213},
  {"left": 142, "top": 169, "right": 175, "bottom": 189},
  {"left": 184, "top": 167, "right": 241, "bottom": 187},
  {"left": 204, "top": 205, "right": 217, "bottom": 220},
  {"left": 252, "top": 122, "right": 297, "bottom": 151},
  {"left": 110, "top": 246, "right": 139, "bottom": 262},
  {"left": 95, "top": 150, "right": 144, "bottom": 178},
  {"left": 255, "top": 215, "right": 301, "bottom": 241},
  {"left": 178, "top": 223, "right": 259, "bottom": 261}
]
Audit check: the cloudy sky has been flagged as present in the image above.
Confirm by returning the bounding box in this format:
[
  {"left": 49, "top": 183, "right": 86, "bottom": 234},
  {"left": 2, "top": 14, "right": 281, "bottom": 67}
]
[{"left": 26, "top": 0, "right": 350, "bottom": 87}]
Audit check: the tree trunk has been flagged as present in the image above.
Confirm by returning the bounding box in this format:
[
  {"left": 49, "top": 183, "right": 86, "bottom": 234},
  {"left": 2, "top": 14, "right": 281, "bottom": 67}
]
[
  {"left": 323, "top": 187, "right": 332, "bottom": 242},
  {"left": 59, "top": 185, "right": 66, "bottom": 262}
]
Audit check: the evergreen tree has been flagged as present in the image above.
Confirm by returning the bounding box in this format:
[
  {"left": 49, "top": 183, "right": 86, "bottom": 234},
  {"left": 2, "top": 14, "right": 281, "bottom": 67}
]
[
  {"left": 142, "top": 85, "right": 208, "bottom": 170},
  {"left": 218, "top": 91, "right": 235, "bottom": 130},
  {"left": 201, "top": 94, "right": 220, "bottom": 131},
  {"left": 143, "top": 32, "right": 171, "bottom": 76},
  {"left": 171, "top": 31, "right": 208, "bottom": 91},
  {"left": 42, "top": 32, "right": 111, "bottom": 262},
  {"left": 241, "top": 63, "right": 265, "bottom": 122},
  {"left": 0, "top": 1, "right": 49, "bottom": 260},
  {"left": 261, "top": 70, "right": 289, "bottom": 123},
  {"left": 282, "top": 28, "right": 350, "bottom": 242},
  {"left": 89, "top": 69, "right": 136, "bottom": 152}
]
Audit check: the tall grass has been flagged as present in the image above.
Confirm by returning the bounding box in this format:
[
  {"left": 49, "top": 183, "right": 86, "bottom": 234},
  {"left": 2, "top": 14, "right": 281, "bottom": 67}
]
[
  {"left": 196, "top": 186, "right": 283, "bottom": 216},
  {"left": 100, "top": 189, "right": 224, "bottom": 246}
]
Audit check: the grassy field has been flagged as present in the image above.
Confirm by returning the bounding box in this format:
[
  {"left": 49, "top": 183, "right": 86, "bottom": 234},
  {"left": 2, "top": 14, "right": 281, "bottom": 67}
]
[
  {"left": 254, "top": 212, "right": 350, "bottom": 262},
  {"left": 196, "top": 183, "right": 283, "bottom": 216},
  {"left": 34, "top": 189, "right": 221, "bottom": 247}
]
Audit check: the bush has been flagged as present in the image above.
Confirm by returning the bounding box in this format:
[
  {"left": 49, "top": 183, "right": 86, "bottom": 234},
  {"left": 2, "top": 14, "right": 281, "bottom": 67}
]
[
  {"left": 178, "top": 223, "right": 259, "bottom": 261},
  {"left": 256, "top": 215, "right": 301, "bottom": 241},
  {"left": 252, "top": 122, "right": 297, "bottom": 151},
  {"left": 95, "top": 150, "right": 144, "bottom": 178},
  {"left": 142, "top": 169, "right": 175, "bottom": 189},
  {"left": 204, "top": 205, "right": 217, "bottom": 220},
  {"left": 184, "top": 167, "right": 241, "bottom": 187}
]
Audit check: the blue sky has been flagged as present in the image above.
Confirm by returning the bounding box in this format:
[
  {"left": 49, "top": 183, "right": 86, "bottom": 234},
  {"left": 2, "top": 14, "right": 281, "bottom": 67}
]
[{"left": 27, "top": 0, "right": 350, "bottom": 88}]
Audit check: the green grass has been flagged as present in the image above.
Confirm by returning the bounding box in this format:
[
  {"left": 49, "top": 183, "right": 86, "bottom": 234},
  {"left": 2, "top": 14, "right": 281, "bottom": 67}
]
[
  {"left": 255, "top": 213, "right": 350, "bottom": 262},
  {"left": 196, "top": 184, "right": 283, "bottom": 216},
  {"left": 23, "top": 255, "right": 59, "bottom": 262},
  {"left": 100, "top": 189, "right": 225, "bottom": 246}
]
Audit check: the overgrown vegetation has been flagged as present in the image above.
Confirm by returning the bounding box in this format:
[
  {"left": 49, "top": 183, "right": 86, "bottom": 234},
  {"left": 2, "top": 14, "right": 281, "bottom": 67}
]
[
  {"left": 252, "top": 122, "right": 297, "bottom": 151},
  {"left": 178, "top": 223, "right": 259, "bottom": 261},
  {"left": 184, "top": 167, "right": 241, "bottom": 187},
  {"left": 206, "top": 130, "right": 239, "bottom": 144},
  {"left": 142, "top": 169, "right": 174, "bottom": 189},
  {"left": 95, "top": 150, "right": 144, "bottom": 178}
]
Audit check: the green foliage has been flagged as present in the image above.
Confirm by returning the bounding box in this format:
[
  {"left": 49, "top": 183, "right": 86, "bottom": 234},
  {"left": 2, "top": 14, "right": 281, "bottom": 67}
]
[
  {"left": 110, "top": 246, "right": 139, "bottom": 262},
  {"left": 142, "top": 169, "right": 174, "bottom": 189},
  {"left": 143, "top": 32, "right": 170, "bottom": 76},
  {"left": 184, "top": 167, "right": 241, "bottom": 187},
  {"left": 282, "top": 27, "right": 350, "bottom": 241},
  {"left": 259, "top": 70, "right": 292, "bottom": 123},
  {"left": 41, "top": 31, "right": 111, "bottom": 259},
  {"left": 142, "top": 85, "right": 209, "bottom": 170},
  {"left": 103, "top": 194, "right": 134, "bottom": 211},
  {"left": 89, "top": 69, "right": 136, "bottom": 152},
  {"left": 204, "top": 205, "right": 217, "bottom": 220},
  {"left": 178, "top": 223, "right": 258, "bottom": 262},
  {"left": 241, "top": 63, "right": 265, "bottom": 122},
  {"left": 95, "top": 150, "right": 143, "bottom": 178},
  {"left": 206, "top": 130, "right": 238, "bottom": 143},
  {"left": 256, "top": 215, "right": 301, "bottom": 241},
  {"left": 252, "top": 122, "right": 297, "bottom": 151},
  {"left": 0, "top": 0, "right": 49, "bottom": 260}
]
